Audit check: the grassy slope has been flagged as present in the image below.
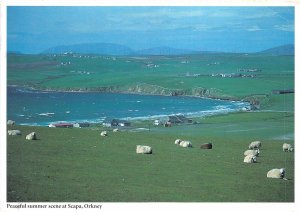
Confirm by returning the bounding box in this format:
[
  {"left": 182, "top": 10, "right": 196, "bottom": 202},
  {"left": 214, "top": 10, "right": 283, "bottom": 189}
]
[
  {"left": 7, "top": 54, "right": 294, "bottom": 100},
  {"left": 7, "top": 111, "right": 294, "bottom": 202},
  {"left": 7, "top": 53, "right": 294, "bottom": 202}
]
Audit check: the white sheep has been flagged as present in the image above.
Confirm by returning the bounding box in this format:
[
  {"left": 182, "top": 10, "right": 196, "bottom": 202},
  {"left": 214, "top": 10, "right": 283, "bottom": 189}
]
[
  {"left": 282, "top": 143, "right": 293, "bottom": 152},
  {"left": 136, "top": 145, "right": 152, "bottom": 154},
  {"left": 267, "top": 168, "right": 286, "bottom": 179},
  {"left": 7, "top": 120, "right": 15, "bottom": 126},
  {"left": 179, "top": 140, "right": 192, "bottom": 148},
  {"left": 249, "top": 141, "right": 261, "bottom": 149},
  {"left": 8, "top": 130, "right": 21, "bottom": 136},
  {"left": 100, "top": 131, "right": 108, "bottom": 136},
  {"left": 174, "top": 139, "right": 182, "bottom": 145},
  {"left": 244, "top": 149, "right": 260, "bottom": 157},
  {"left": 26, "top": 132, "right": 37, "bottom": 140},
  {"left": 243, "top": 154, "right": 257, "bottom": 163}
]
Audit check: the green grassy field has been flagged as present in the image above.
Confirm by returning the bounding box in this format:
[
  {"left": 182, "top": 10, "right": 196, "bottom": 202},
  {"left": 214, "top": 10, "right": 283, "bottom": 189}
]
[
  {"left": 7, "top": 53, "right": 294, "bottom": 102},
  {"left": 7, "top": 111, "right": 294, "bottom": 202},
  {"left": 7, "top": 53, "right": 294, "bottom": 202}
]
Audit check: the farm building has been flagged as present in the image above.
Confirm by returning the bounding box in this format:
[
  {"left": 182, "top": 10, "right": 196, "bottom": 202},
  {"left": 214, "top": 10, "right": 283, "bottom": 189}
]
[
  {"left": 73, "top": 122, "right": 90, "bottom": 128},
  {"left": 49, "top": 123, "right": 73, "bottom": 128},
  {"left": 153, "top": 120, "right": 161, "bottom": 126},
  {"left": 272, "top": 89, "right": 294, "bottom": 94},
  {"left": 102, "top": 119, "right": 131, "bottom": 127},
  {"left": 168, "top": 115, "right": 192, "bottom": 124}
]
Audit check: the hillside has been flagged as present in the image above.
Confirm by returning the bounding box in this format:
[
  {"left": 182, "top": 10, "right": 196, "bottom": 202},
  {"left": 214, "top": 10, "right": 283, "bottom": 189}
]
[
  {"left": 42, "top": 43, "right": 204, "bottom": 56},
  {"left": 7, "top": 52, "right": 294, "bottom": 108},
  {"left": 258, "top": 44, "right": 294, "bottom": 56},
  {"left": 42, "top": 43, "right": 295, "bottom": 56},
  {"left": 134, "top": 46, "right": 197, "bottom": 55},
  {"left": 42, "top": 43, "right": 134, "bottom": 55}
]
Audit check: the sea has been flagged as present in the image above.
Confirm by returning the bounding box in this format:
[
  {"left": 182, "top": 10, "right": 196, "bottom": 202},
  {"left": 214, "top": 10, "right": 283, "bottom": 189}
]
[{"left": 7, "top": 86, "right": 250, "bottom": 126}]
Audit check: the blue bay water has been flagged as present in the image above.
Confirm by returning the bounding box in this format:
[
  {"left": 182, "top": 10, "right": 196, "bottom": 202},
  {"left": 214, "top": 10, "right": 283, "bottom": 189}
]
[{"left": 7, "top": 86, "right": 250, "bottom": 126}]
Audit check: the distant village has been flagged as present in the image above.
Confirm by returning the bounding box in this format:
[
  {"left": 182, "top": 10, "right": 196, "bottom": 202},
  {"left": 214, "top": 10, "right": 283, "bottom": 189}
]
[
  {"left": 183, "top": 68, "right": 262, "bottom": 78},
  {"left": 47, "top": 115, "right": 196, "bottom": 129}
]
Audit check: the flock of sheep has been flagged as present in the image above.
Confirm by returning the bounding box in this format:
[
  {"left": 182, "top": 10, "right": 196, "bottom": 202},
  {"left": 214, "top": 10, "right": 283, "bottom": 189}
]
[
  {"left": 135, "top": 137, "right": 293, "bottom": 180},
  {"left": 8, "top": 120, "right": 38, "bottom": 140},
  {"left": 8, "top": 120, "right": 294, "bottom": 180},
  {"left": 8, "top": 129, "right": 37, "bottom": 140},
  {"left": 244, "top": 140, "right": 293, "bottom": 179}
]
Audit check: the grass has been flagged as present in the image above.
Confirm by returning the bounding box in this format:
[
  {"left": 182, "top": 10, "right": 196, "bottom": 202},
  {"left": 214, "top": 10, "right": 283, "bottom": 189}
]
[
  {"left": 7, "top": 111, "right": 294, "bottom": 202},
  {"left": 7, "top": 53, "right": 294, "bottom": 100},
  {"left": 6, "top": 53, "right": 294, "bottom": 202}
]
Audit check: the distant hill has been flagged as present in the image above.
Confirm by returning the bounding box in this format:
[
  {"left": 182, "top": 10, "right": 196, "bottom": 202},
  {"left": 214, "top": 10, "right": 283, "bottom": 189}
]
[
  {"left": 135, "top": 46, "right": 198, "bottom": 55},
  {"left": 7, "top": 51, "right": 22, "bottom": 54},
  {"left": 258, "top": 44, "right": 294, "bottom": 55},
  {"left": 42, "top": 43, "right": 216, "bottom": 56},
  {"left": 42, "top": 43, "right": 134, "bottom": 55},
  {"left": 41, "top": 43, "right": 295, "bottom": 56}
]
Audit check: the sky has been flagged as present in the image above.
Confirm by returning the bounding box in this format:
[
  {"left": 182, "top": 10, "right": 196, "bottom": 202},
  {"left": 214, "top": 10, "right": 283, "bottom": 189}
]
[{"left": 7, "top": 6, "right": 295, "bottom": 54}]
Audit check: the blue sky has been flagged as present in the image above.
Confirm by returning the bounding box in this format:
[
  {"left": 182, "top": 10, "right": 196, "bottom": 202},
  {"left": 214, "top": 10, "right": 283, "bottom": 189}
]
[{"left": 7, "top": 6, "right": 294, "bottom": 53}]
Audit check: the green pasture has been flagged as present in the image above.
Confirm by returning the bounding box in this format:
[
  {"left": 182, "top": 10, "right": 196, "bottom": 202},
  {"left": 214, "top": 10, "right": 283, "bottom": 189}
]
[
  {"left": 7, "top": 53, "right": 294, "bottom": 100},
  {"left": 7, "top": 53, "right": 294, "bottom": 202},
  {"left": 7, "top": 111, "right": 294, "bottom": 202}
]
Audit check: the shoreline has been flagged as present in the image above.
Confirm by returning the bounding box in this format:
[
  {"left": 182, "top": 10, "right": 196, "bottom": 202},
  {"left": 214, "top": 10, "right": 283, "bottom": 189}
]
[
  {"left": 7, "top": 84, "right": 252, "bottom": 127},
  {"left": 7, "top": 84, "right": 250, "bottom": 103}
]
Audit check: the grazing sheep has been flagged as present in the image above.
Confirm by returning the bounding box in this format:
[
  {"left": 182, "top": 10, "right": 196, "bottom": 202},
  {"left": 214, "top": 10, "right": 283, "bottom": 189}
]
[
  {"left": 244, "top": 149, "right": 260, "bottom": 157},
  {"left": 179, "top": 140, "right": 192, "bottom": 148},
  {"left": 7, "top": 120, "right": 15, "bottom": 126},
  {"left": 267, "top": 168, "right": 285, "bottom": 179},
  {"left": 26, "top": 132, "right": 37, "bottom": 140},
  {"left": 164, "top": 122, "right": 172, "bottom": 127},
  {"left": 249, "top": 141, "right": 261, "bottom": 149},
  {"left": 8, "top": 130, "right": 21, "bottom": 136},
  {"left": 100, "top": 131, "right": 108, "bottom": 136},
  {"left": 174, "top": 139, "right": 182, "bottom": 145},
  {"left": 282, "top": 143, "right": 293, "bottom": 152},
  {"left": 200, "top": 143, "right": 213, "bottom": 149},
  {"left": 136, "top": 145, "right": 152, "bottom": 154},
  {"left": 113, "top": 128, "right": 119, "bottom": 132},
  {"left": 243, "top": 155, "right": 257, "bottom": 163}
]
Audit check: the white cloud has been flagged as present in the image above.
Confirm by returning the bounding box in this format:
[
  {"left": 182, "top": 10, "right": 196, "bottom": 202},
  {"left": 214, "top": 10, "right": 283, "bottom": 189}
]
[
  {"left": 209, "top": 11, "right": 235, "bottom": 17},
  {"left": 243, "top": 10, "right": 277, "bottom": 19},
  {"left": 246, "top": 26, "right": 262, "bottom": 32},
  {"left": 192, "top": 24, "right": 214, "bottom": 31},
  {"left": 61, "top": 7, "right": 294, "bottom": 35},
  {"left": 114, "top": 8, "right": 204, "bottom": 20},
  {"left": 274, "top": 24, "right": 294, "bottom": 32}
]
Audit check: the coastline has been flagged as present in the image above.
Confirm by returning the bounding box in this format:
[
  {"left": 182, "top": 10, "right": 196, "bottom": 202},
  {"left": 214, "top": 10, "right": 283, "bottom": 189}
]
[
  {"left": 7, "top": 84, "right": 255, "bottom": 103},
  {"left": 7, "top": 84, "right": 252, "bottom": 127}
]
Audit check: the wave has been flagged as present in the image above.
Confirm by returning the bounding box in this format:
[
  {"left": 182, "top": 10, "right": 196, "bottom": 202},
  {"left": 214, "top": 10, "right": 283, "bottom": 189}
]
[
  {"left": 120, "top": 106, "right": 245, "bottom": 121},
  {"left": 17, "top": 116, "right": 107, "bottom": 127},
  {"left": 16, "top": 114, "right": 25, "bottom": 117},
  {"left": 38, "top": 112, "right": 55, "bottom": 116},
  {"left": 48, "top": 117, "right": 107, "bottom": 125},
  {"left": 233, "top": 102, "right": 248, "bottom": 106},
  {"left": 18, "top": 104, "right": 246, "bottom": 126},
  {"left": 12, "top": 87, "right": 50, "bottom": 94},
  {"left": 185, "top": 108, "right": 236, "bottom": 117},
  {"left": 213, "top": 105, "right": 231, "bottom": 110},
  {"left": 19, "top": 122, "right": 47, "bottom": 126}
]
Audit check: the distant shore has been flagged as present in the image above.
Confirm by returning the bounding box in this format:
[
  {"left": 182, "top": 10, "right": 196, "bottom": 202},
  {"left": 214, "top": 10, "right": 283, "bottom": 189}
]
[{"left": 7, "top": 84, "right": 258, "bottom": 103}]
